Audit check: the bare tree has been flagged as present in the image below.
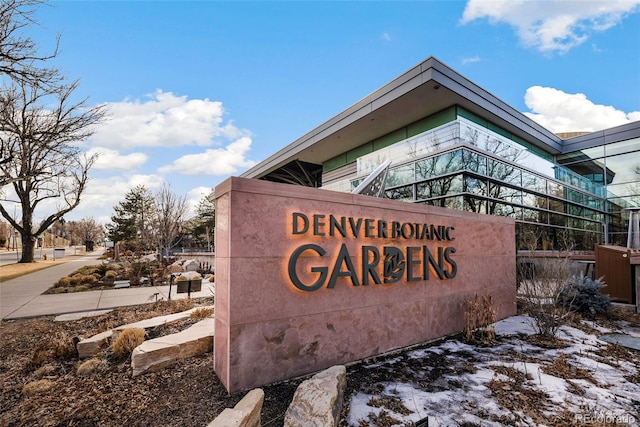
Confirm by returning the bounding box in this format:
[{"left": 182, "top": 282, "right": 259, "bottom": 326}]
[
  {"left": 0, "top": 79, "right": 104, "bottom": 262},
  {"left": 67, "top": 216, "right": 103, "bottom": 247},
  {"left": 0, "top": 0, "right": 59, "bottom": 85},
  {"left": 1, "top": 0, "right": 63, "bottom": 167},
  {"left": 189, "top": 188, "right": 215, "bottom": 251},
  {"left": 150, "top": 184, "right": 189, "bottom": 260},
  {"left": 517, "top": 228, "right": 576, "bottom": 337}
]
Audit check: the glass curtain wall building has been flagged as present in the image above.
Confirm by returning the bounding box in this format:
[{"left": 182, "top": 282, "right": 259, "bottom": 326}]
[
  {"left": 241, "top": 57, "right": 640, "bottom": 253},
  {"left": 321, "top": 105, "right": 632, "bottom": 251}
]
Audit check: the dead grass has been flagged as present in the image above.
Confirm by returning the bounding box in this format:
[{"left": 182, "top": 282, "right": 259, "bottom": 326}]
[
  {"left": 21, "top": 379, "right": 56, "bottom": 396},
  {"left": 0, "top": 298, "right": 299, "bottom": 427},
  {"left": 542, "top": 352, "right": 597, "bottom": 384},
  {"left": 464, "top": 293, "right": 497, "bottom": 345},
  {"left": 190, "top": 307, "right": 214, "bottom": 319},
  {"left": 0, "top": 257, "right": 79, "bottom": 281},
  {"left": 77, "top": 358, "right": 109, "bottom": 376},
  {"left": 111, "top": 328, "right": 146, "bottom": 358}
]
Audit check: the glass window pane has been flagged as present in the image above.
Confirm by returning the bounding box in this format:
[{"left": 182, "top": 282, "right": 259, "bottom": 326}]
[
  {"left": 605, "top": 152, "right": 640, "bottom": 186},
  {"left": 464, "top": 195, "right": 486, "bottom": 214},
  {"left": 523, "top": 208, "right": 548, "bottom": 224},
  {"left": 585, "top": 194, "right": 605, "bottom": 211},
  {"left": 582, "top": 208, "right": 603, "bottom": 222},
  {"left": 415, "top": 150, "right": 462, "bottom": 180},
  {"left": 547, "top": 181, "right": 563, "bottom": 198},
  {"left": 462, "top": 150, "right": 487, "bottom": 175},
  {"left": 548, "top": 198, "right": 565, "bottom": 214},
  {"left": 488, "top": 183, "right": 522, "bottom": 204},
  {"left": 386, "top": 164, "right": 415, "bottom": 187},
  {"left": 566, "top": 204, "right": 583, "bottom": 217},
  {"left": 607, "top": 196, "right": 639, "bottom": 212},
  {"left": 464, "top": 176, "right": 487, "bottom": 196},
  {"left": 522, "top": 171, "right": 546, "bottom": 193},
  {"left": 488, "top": 202, "right": 522, "bottom": 219},
  {"left": 605, "top": 137, "right": 640, "bottom": 157},
  {"left": 523, "top": 191, "right": 547, "bottom": 209},
  {"left": 416, "top": 175, "right": 462, "bottom": 199},
  {"left": 557, "top": 146, "right": 605, "bottom": 164},
  {"left": 549, "top": 213, "right": 567, "bottom": 227},
  {"left": 566, "top": 189, "right": 584, "bottom": 205},
  {"left": 422, "top": 196, "right": 464, "bottom": 210},
  {"left": 385, "top": 185, "right": 413, "bottom": 201},
  {"left": 488, "top": 159, "right": 522, "bottom": 186}
]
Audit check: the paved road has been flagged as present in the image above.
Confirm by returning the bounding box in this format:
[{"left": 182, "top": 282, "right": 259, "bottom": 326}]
[
  {"left": 0, "top": 250, "right": 213, "bottom": 320},
  {"left": 0, "top": 247, "right": 88, "bottom": 266}
]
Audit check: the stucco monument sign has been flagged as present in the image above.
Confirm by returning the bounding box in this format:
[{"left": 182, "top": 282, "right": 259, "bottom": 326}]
[{"left": 214, "top": 177, "right": 516, "bottom": 393}]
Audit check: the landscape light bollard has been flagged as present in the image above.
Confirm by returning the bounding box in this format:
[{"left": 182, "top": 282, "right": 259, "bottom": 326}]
[{"left": 626, "top": 207, "right": 640, "bottom": 250}]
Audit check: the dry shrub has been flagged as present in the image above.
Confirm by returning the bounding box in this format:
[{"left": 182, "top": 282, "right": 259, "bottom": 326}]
[
  {"left": 69, "top": 274, "right": 84, "bottom": 286},
  {"left": 33, "top": 364, "right": 57, "bottom": 379},
  {"left": 367, "top": 396, "right": 413, "bottom": 416},
  {"left": 54, "top": 276, "right": 71, "bottom": 288},
  {"left": 22, "top": 379, "right": 55, "bottom": 396},
  {"left": 51, "top": 332, "right": 78, "bottom": 359},
  {"left": 104, "top": 270, "right": 118, "bottom": 280},
  {"left": 542, "top": 353, "right": 596, "bottom": 384},
  {"left": 526, "top": 334, "right": 570, "bottom": 349},
  {"left": 464, "top": 293, "right": 497, "bottom": 344},
  {"left": 517, "top": 230, "right": 575, "bottom": 337},
  {"left": 487, "top": 371, "right": 552, "bottom": 424},
  {"left": 593, "top": 342, "right": 636, "bottom": 366},
  {"left": 82, "top": 274, "right": 97, "bottom": 284},
  {"left": 166, "top": 298, "right": 194, "bottom": 313},
  {"left": 27, "top": 332, "right": 77, "bottom": 369},
  {"left": 77, "top": 358, "right": 108, "bottom": 376},
  {"left": 112, "top": 328, "right": 146, "bottom": 357},
  {"left": 190, "top": 307, "right": 214, "bottom": 320}
]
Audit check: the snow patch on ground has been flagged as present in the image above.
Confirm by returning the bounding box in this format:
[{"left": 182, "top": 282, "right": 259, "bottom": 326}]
[{"left": 345, "top": 315, "right": 640, "bottom": 426}]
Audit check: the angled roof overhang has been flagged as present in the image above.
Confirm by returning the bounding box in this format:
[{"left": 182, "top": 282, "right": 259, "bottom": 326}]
[
  {"left": 241, "top": 56, "right": 564, "bottom": 181},
  {"left": 560, "top": 120, "right": 640, "bottom": 153}
]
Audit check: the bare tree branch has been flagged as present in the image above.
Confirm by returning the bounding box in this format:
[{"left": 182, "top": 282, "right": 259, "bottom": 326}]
[
  {"left": 0, "top": 0, "right": 60, "bottom": 86},
  {"left": 0, "top": 78, "right": 104, "bottom": 262}
]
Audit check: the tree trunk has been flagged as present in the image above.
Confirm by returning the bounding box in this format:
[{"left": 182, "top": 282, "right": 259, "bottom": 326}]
[{"left": 19, "top": 235, "right": 36, "bottom": 263}]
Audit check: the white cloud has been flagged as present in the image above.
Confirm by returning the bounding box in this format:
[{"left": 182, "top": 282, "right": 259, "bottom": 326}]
[
  {"left": 523, "top": 85, "right": 640, "bottom": 133},
  {"left": 65, "top": 174, "right": 166, "bottom": 223},
  {"left": 88, "top": 147, "right": 148, "bottom": 171},
  {"left": 461, "top": 0, "right": 640, "bottom": 53},
  {"left": 461, "top": 56, "right": 481, "bottom": 65},
  {"left": 90, "top": 90, "right": 247, "bottom": 150},
  {"left": 185, "top": 186, "right": 214, "bottom": 218},
  {"left": 158, "top": 136, "right": 257, "bottom": 176},
  {"left": 381, "top": 32, "right": 392, "bottom": 41}
]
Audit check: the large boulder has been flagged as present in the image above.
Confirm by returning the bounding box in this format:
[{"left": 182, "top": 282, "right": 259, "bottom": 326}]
[
  {"left": 207, "top": 389, "right": 264, "bottom": 427},
  {"left": 131, "top": 318, "right": 214, "bottom": 376},
  {"left": 284, "top": 365, "right": 346, "bottom": 427},
  {"left": 182, "top": 259, "right": 199, "bottom": 272}
]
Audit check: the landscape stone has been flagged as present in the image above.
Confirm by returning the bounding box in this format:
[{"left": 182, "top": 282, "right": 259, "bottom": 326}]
[
  {"left": 207, "top": 388, "right": 264, "bottom": 427},
  {"left": 131, "top": 317, "right": 214, "bottom": 376},
  {"left": 112, "top": 306, "right": 213, "bottom": 339},
  {"left": 77, "top": 330, "right": 113, "bottom": 359},
  {"left": 77, "top": 306, "right": 213, "bottom": 358},
  {"left": 283, "top": 365, "right": 346, "bottom": 427},
  {"left": 182, "top": 259, "right": 199, "bottom": 272},
  {"left": 54, "top": 309, "right": 113, "bottom": 322}
]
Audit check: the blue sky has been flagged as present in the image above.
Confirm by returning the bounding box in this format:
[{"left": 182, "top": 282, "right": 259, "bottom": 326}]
[{"left": 21, "top": 0, "right": 640, "bottom": 224}]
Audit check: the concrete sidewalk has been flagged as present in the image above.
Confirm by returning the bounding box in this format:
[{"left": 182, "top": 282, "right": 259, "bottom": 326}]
[{"left": 0, "top": 251, "right": 214, "bottom": 320}]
